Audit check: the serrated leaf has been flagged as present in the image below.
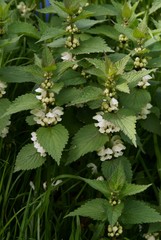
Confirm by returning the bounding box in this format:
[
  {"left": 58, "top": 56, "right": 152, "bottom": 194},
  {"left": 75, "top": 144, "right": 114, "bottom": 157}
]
[
  {"left": 102, "top": 156, "right": 132, "bottom": 183},
  {"left": 2, "top": 94, "right": 40, "bottom": 117},
  {"left": 116, "top": 78, "right": 130, "bottom": 93},
  {"left": 66, "top": 198, "right": 109, "bottom": 221},
  {"left": 86, "top": 25, "right": 119, "bottom": 40},
  {"left": 85, "top": 58, "right": 105, "bottom": 74},
  {"left": 42, "top": 46, "right": 55, "bottom": 68},
  {"left": 72, "top": 37, "right": 113, "bottom": 55},
  {"left": 8, "top": 22, "right": 40, "bottom": 39},
  {"left": 115, "top": 54, "right": 130, "bottom": 75},
  {"left": 58, "top": 69, "right": 86, "bottom": 86},
  {"left": 56, "top": 87, "right": 82, "bottom": 105},
  {"left": 149, "top": 0, "right": 161, "bottom": 15},
  {"left": 68, "top": 124, "right": 109, "bottom": 163},
  {"left": 114, "top": 24, "right": 136, "bottom": 41},
  {"left": 0, "top": 66, "right": 43, "bottom": 83},
  {"left": 14, "top": 144, "right": 46, "bottom": 172},
  {"left": 69, "top": 86, "right": 103, "bottom": 105},
  {"left": 122, "top": 69, "right": 154, "bottom": 88},
  {"left": 140, "top": 114, "right": 161, "bottom": 136},
  {"left": 0, "top": 98, "right": 11, "bottom": 133},
  {"left": 107, "top": 202, "right": 124, "bottom": 225},
  {"left": 121, "top": 200, "right": 161, "bottom": 224},
  {"left": 104, "top": 109, "right": 137, "bottom": 146},
  {"left": 76, "top": 19, "right": 105, "bottom": 29},
  {"left": 119, "top": 88, "right": 151, "bottom": 114},
  {"left": 82, "top": 178, "right": 110, "bottom": 198},
  {"left": 86, "top": 4, "right": 116, "bottom": 16},
  {"left": 37, "top": 124, "right": 69, "bottom": 165},
  {"left": 0, "top": 36, "right": 21, "bottom": 48},
  {"left": 121, "top": 183, "right": 151, "bottom": 197},
  {"left": 47, "top": 37, "right": 66, "bottom": 48},
  {"left": 37, "top": 27, "right": 65, "bottom": 43}
]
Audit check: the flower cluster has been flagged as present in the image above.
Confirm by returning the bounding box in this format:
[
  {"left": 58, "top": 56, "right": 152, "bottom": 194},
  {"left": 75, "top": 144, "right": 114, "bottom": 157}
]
[
  {"left": 0, "top": 120, "right": 11, "bottom": 138},
  {"left": 119, "top": 34, "right": 128, "bottom": 48},
  {"left": 97, "top": 135, "right": 126, "bottom": 161},
  {"left": 101, "top": 97, "right": 119, "bottom": 112},
  {"left": 109, "top": 192, "right": 121, "bottom": 206},
  {"left": 107, "top": 222, "right": 123, "bottom": 238},
  {"left": 61, "top": 52, "right": 78, "bottom": 70},
  {"left": 65, "top": 36, "right": 80, "bottom": 49},
  {"left": 17, "top": 2, "right": 31, "bottom": 17},
  {"left": 31, "top": 132, "right": 46, "bottom": 157},
  {"left": 137, "top": 74, "right": 152, "bottom": 89},
  {"left": 0, "top": 80, "right": 7, "bottom": 98},
  {"left": 137, "top": 103, "right": 152, "bottom": 120},
  {"left": 93, "top": 112, "right": 120, "bottom": 134},
  {"left": 66, "top": 24, "right": 78, "bottom": 34},
  {"left": 134, "top": 57, "right": 148, "bottom": 69},
  {"left": 31, "top": 72, "right": 64, "bottom": 126},
  {"left": 143, "top": 232, "right": 159, "bottom": 240}
]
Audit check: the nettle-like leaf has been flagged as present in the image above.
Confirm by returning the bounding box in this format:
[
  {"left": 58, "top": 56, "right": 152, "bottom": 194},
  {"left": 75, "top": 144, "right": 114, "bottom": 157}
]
[
  {"left": 66, "top": 198, "right": 109, "bottom": 222},
  {"left": 149, "top": 0, "right": 161, "bottom": 14},
  {"left": 121, "top": 200, "right": 161, "bottom": 224},
  {"left": 0, "top": 36, "right": 21, "bottom": 48},
  {"left": 120, "top": 183, "right": 151, "bottom": 198},
  {"left": 139, "top": 113, "right": 161, "bottom": 136},
  {"left": 58, "top": 69, "right": 86, "bottom": 86},
  {"left": 72, "top": 37, "right": 113, "bottom": 55},
  {"left": 47, "top": 37, "right": 66, "bottom": 48},
  {"left": 56, "top": 88, "right": 82, "bottom": 105},
  {"left": 8, "top": 22, "right": 40, "bottom": 39},
  {"left": 36, "top": 124, "right": 69, "bottom": 165},
  {"left": 86, "top": 4, "right": 116, "bottom": 17},
  {"left": 86, "top": 25, "right": 119, "bottom": 40},
  {"left": 37, "top": 27, "right": 65, "bottom": 43},
  {"left": 116, "top": 78, "right": 130, "bottom": 93},
  {"left": 115, "top": 54, "right": 130, "bottom": 75},
  {"left": 119, "top": 88, "right": 151, "bottom": 114},
  {"left": 122, "top": 69, "right": 154, "bottom": 88},
  {"left": 107, "top": 202, "right": 124, "bottom": 226},
  {"left": 104, "top": 109, "right": 137, "bottom": 146},
  {"left": 75, "top": 19, "right": 105, "bottom": 29},
  {"left": 14, "top": 144, "right": 46, "bottom": 172},
  {"left": 2, "top": 94, "right": 40, "bottom": 117},
  {"left": 69, "top": 86, "right": 103, "bottom": 105},
  {"left": 81, "top": 178, "right": 110, "bottom": 198},
  {"left": 0, "top": 98, "right": 11, "bottom": 133},
  {"left": 102, "top": 156, "right": 133, "bottom": 183},
  {"left": 0, "top": 66, "right": 43, "bottom": 83},
  {"left": 67, "top": 124, "right": 109, "bottom": 163}
]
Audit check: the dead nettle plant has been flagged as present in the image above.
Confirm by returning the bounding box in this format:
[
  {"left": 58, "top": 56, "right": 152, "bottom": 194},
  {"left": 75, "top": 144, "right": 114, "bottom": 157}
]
[{"left": 1, "top": 0, "right": 161, "bottom": 239}]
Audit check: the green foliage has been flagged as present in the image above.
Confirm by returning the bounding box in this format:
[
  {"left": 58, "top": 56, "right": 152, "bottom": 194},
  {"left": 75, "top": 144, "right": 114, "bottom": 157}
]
[
  {"left": 121, "top": 200, "right": 161, "bottom": 224},
  {"left": 14, "top": 144, "right": 46, "bottom": 172},
  {"left": 37, "top": 124, "right": 69, "bottom": 165},
  {"left": 68, "top": 124, "right": 109, "bottom": 163},
  {"left": 0, "top": 98, "right": 10, "bottom": 133}
]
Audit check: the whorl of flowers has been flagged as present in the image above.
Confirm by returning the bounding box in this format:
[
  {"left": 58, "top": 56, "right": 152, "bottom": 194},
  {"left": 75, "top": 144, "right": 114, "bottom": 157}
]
[
  {"left": 107, "top": 222, "right": 123, "bottom": 238},
  {"left": 97, "top": 135, "right": 126, "bottom": 161},
  {"left": 137, "top": 103, "right": 152, "bottom": 120},
  {"left": 101, "top": 97, "right": 119, "bottom": 112},
  {"left": 31, "top": 72, "right": 64, "bottom": 126},
  {"left": 0, "top": 80, "right": 7, "bottom": 98},
  {"left": 17, "top": 2, "right": 31, "bottom": 17},
  {"left": 143, "top": 232, "right": 159, "bottom": 240},
  {"left": 93, "top": 111, "right": 120, "bottom": 134},
  {"left": 31, "top": 132, "right": 46, "bottom": 157},
  {"left": 0, "top": 120, "right": 11, "bottom": 138}
]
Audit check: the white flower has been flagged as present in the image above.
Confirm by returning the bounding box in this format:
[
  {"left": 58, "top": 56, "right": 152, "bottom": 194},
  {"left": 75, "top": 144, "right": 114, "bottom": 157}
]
[
  {"left": 96, "top": 176, "right": 104, "bottom": 181},
  {"left": 0, "top": 80, "right": 7, "bottom": 98},
  {"left": 143, "top": 233, "right": 159, "bottom": 240},
  {"left": 87, "top": 163, "right": 98, "bottom": 175},
  {"left": 109, "top": 98, "right": 119, "bottom": 112},
  {"left": 97, "top": 146, "right": 113, "bottom": 161},
  {"left": 112, "top": 143, "right": 126, "bottom": 157},
  {"left": 51, "top": 179, "right": 63, "bottom": 187},
  {"left": 93, "top": 112, "right": 120, "bottom": 134},
  {"left": 137, "top": 74, "right": 152, "bottom": 89},
  {"left": 137, "top": 103, "right": 152, "bottom": 120},
  {"left": 31, "top": 132, "right": 46, "bottom": 157},
  {"left": 61, "top": 52, "right": 73, "bottom": 61},
  {"left": 0, "top": 120, "right": 11, "bottom": 138},
  {"left": 29, "top": 181, "right": 35, "bottom": 191}
]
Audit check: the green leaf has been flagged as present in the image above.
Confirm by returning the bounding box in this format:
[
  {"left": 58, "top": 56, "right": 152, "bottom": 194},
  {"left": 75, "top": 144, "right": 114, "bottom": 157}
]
[
  {"left": 76, "top": 19, "right": 105, "bottom": 29},
  {"left": 0, "top": 36, "right": 21, "bottom": 48},
  {"left": 104, "top": 109, "right": 137, "bottom": 146},
  {"left": 36, "top": 124, "right": 69, "bottom": 165},
  {"left": 8, "top": 22, "right": 40, "bottom": 39},
  {"left": 86, "top": 4, "right": 116, "bottom": 16},
  {"left": 69, "top": 86, "right": 103, "bottom": 105},
  {"left": 119, "top": 88, "right": 151, "bottom": 114},
  {"left": 0, "top": 66, "right": 43, "bottom": 83},
  {"left": 122, "top": 2, "right": 132, "bottom": 19},
  {"left": 82, "top": 178, "right": 110, "bottom": 198},
  {"left": 58, "top": 69, "right": 86, "bottom": 86},
  {"left": 42, "top": 46, "right": 55, "bottom": 69},
  {"left": 66, "top": 198, "right": 109, "bottom": 222},
  {"left": 121, "top": 183, "right": 151, "bottom": 197},
  {"left": 116, "top": 78, "right": 130, "bottom": 93},
  {"left": 107, "top": 202, "right": 124, "bottom": 226},
  {"left": 102, "top": 156, "right": 132, "bottom": 183},
  {"left": 0, "top": 98, "right": 10, "bottom": 133},
  {"left": 115, "top": 54, "right": 130, "bottom": 75},
  {"left": 72, "top": 37, "right": 113, "bottom": 55},
  {"left": 149, "top": 0, "right": 161, "bottom": 14},
  {"left": 121, "top": 200, "right": 161, "bottom": 224},
  {"left": 2, "top": 94, "right": 40, "bottom": 117},
  {"left": 37, "top": 27, "right": 65, "bottom": 43},
  {"left": 139, "top": 114, "right": 161, "bottom": 136},
  {"left": 14, "top": 144, "right": 46, "bottom": 172},
  {"left": 47, "top": 38, "right": 66, "bottom": 48},
  {"left": 86, "top": 25, "right": 119, "bottom": 40},
  {"left": 68, "top": 124, "right": 109, "bottom": 163},
  {"left": 85, "top": 58, "right": 106, "bottom": 74}
]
